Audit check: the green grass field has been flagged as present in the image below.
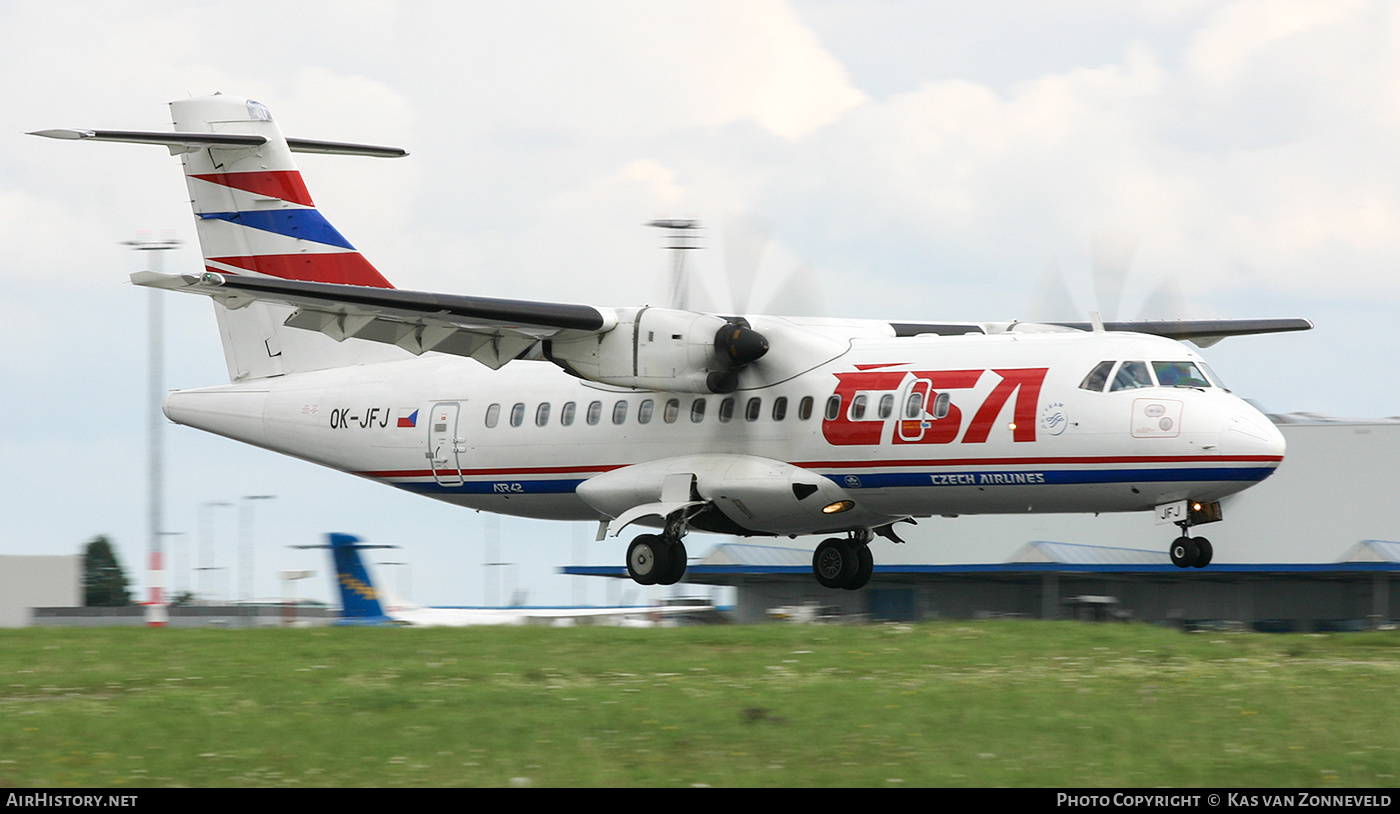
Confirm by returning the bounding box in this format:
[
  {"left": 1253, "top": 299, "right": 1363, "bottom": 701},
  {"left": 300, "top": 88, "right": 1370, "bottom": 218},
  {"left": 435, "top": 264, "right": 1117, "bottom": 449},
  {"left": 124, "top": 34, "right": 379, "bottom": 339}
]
[{"left": 2, "top": 621, "right": 1398, "bottom": 787}]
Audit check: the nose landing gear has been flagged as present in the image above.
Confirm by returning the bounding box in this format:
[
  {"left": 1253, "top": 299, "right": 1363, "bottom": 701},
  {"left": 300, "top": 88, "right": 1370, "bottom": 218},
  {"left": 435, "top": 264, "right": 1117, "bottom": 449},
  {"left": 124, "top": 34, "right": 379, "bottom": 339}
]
[
  {"left": 1169, "top": 534, "right": 1213, "bottom": 568},
  {"left": 1163, "top": 499, "right": 1221, "bottom": 569}
]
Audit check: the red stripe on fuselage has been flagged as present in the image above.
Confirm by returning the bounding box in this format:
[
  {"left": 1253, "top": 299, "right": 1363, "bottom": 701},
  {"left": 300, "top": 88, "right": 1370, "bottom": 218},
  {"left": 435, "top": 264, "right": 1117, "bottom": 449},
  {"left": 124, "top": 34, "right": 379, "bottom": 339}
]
[
  {"left": 360, "top": 464, "right": 624, "bottom": 479},
  {"left": 355, "top": 454, "right": 1282, "bottom": 481},
  {"left": 795, "top": 454, "right": 1283, "bottom": 469},
  {"left": 191, "top": 171, "right": 315, "bottom": 207}
]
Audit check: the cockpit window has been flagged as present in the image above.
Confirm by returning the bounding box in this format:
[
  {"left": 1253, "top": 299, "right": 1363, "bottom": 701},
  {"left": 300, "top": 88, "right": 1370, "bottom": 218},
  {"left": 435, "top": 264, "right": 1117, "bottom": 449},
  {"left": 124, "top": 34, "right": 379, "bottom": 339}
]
[
  {"left": 1110, "top": 361, "right": 1154, "bottom": 391},
  {"left": 1152, "top": 361, "right": 1211, "bottom": 388},
  {"left": 1079, "top": 361, "right": 1114, "bottom": 392},
  {"left": 1200, "top": 362, "right": 1228, "bottom": 391}
]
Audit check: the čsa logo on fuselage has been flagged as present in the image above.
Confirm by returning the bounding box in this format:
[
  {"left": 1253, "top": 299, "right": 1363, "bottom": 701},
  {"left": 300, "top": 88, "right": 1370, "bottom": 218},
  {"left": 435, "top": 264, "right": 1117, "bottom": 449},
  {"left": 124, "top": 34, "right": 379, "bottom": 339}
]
[{"left": 822, "top": 366, "right": 1048, "bottom": 446}]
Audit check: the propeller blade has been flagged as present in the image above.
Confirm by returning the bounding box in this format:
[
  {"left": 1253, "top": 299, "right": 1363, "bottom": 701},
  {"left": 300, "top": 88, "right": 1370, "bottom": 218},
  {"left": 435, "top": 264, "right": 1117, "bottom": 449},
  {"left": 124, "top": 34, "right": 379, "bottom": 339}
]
[
  {"left": 1091, "top": 228, "right": 1137, "bottom": 322},
  {"left": 723, "top": 213, "right": 772, "bottom": 314},
  {"left": 1137, "top": 276, "right": 1188, "bottom": 320},
  {"left": 1028, "top": 260, "right": 1079, "bottom": 322},
  {"left": 762, "top": 263, "right": 827, "bottom": 317}
]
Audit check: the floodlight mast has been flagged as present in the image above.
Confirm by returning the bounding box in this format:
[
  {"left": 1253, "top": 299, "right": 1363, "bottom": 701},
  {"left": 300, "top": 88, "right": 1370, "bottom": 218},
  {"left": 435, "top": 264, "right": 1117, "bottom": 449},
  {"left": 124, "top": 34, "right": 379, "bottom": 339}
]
[
  {"left": 647, "top": 219, "right": 701, "bottom": 311},
  {"left": 123, "top": 235, "right": 180, "bottom": 628}
]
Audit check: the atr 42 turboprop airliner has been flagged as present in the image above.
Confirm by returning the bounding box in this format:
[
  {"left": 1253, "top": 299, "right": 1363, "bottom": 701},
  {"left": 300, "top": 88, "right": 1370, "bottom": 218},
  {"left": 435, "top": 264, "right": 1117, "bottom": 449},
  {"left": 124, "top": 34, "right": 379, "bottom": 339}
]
[{"left": 33, "top": 95, "right": 1312, "bottom": 591}]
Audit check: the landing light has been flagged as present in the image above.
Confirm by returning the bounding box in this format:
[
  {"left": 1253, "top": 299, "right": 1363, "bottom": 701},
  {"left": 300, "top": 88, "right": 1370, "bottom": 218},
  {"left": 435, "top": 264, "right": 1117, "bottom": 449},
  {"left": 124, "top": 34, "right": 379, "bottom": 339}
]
[
  {"left": 1189, "top": 500, "right": 1223, "bottom": 525},
  {"left": 822, "top": 500, "right": 855, "bottom": 514}
]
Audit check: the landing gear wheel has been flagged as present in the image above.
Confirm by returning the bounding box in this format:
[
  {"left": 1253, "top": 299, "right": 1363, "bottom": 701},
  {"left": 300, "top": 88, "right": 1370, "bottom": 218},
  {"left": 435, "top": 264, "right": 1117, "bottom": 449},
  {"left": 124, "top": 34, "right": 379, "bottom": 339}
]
[
  {"left": 844, "top": 545, "right": 874, "bottom": 591},
  {"left": 1191, "top": 536, "right": 1213, "bottom": 568},
  {"left": 656, "top": 540, "right": 688, "bottom": 586},
  {"left": 813, "top": 538, "right": 859, "bottom": 589},
  {"left": 627, "top": 534, "right": 671, "bottom": 585},
  {"left": 1169, "top": 536, "right": 1199, "bottom": 569}
]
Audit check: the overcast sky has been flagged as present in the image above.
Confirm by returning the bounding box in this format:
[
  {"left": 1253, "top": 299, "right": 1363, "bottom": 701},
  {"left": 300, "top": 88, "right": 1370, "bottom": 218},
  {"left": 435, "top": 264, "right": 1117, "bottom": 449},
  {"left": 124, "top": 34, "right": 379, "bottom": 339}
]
[{"left": 3, "top": 0, "right": 1397, "bottom": 608}]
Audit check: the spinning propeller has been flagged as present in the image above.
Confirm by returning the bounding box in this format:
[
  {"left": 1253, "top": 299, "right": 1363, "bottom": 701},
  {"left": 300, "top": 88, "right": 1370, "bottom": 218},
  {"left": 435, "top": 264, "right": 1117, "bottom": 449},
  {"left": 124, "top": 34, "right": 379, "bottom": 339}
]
[{"left": 1031, "top": 229, "right": 1186, "bottom": 324}]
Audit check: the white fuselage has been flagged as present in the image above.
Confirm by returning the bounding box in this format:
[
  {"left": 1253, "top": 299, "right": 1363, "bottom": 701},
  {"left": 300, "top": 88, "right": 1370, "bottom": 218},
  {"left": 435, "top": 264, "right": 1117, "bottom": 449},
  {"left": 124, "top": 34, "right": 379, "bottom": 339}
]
[{"left": 164, "top": 328, "right": 1286, "bottom": 538}]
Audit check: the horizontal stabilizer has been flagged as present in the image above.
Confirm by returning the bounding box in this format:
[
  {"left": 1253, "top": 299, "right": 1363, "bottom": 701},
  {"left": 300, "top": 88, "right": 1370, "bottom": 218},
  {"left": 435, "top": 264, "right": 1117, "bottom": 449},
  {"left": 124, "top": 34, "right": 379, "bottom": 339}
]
[{"left": 28, "top": 128, "right": 407, "bottom": 157}]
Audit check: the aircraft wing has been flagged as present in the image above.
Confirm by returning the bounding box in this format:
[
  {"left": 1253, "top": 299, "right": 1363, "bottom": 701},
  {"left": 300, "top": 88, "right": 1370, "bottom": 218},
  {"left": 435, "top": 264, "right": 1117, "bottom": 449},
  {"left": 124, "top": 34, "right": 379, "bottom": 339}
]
[
  {"left": 133, "top": 271, "right": 617, "bottom": 369},
  {"left": 133, "top": 268, "right": 1312, "bottom": 379},
  {"left": 891, "top": 318, "right": 1314, "bottom": 347}
]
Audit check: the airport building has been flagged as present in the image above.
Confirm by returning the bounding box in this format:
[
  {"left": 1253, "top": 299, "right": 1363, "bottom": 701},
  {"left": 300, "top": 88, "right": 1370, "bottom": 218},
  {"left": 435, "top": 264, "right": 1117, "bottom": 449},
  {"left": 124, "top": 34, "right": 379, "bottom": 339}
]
[
  {"left": 0, "top": 556, "right": 80, "bottom": 627},
  {"left": 569, "top": 420, "right": 1400, "bottom": 627}
]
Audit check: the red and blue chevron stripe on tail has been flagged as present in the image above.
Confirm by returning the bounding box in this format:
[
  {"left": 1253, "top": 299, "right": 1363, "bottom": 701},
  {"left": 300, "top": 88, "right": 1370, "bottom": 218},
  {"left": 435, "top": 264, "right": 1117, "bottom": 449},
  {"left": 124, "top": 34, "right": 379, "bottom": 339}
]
[
  {"left": 189, "top": 171, "right": 392, "bottom": 288},
  {"left": 172, "top": 94, "right": 394, "bottom": 290}
]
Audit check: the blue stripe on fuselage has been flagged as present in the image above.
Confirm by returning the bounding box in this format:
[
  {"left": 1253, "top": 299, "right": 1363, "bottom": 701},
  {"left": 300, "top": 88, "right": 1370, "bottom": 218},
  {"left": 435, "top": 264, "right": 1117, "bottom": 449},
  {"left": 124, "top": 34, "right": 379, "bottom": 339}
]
[
  {"left": 827, "top": 467, "right": 1276, "bottom": 489},
  {"left": 381, "top": 467, "right": 1274, "bottom": 496},
  {"left": 395, "top": 479, "right": 588, "bottom": 495}
]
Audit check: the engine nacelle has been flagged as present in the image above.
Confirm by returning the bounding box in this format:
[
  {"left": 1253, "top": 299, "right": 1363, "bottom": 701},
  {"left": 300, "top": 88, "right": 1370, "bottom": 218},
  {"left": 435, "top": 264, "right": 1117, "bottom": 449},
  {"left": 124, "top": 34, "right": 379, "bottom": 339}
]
[
  {"left": 547, "top": 307, "right": 744, "bottom": 394},
  {"left": 577, "top": 453, "right": 905, "bottom": 537}
]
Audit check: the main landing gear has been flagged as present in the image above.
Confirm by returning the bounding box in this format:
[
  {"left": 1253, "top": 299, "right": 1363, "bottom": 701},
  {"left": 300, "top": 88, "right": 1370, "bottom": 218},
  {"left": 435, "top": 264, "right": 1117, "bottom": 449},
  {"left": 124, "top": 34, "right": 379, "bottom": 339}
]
[
  {"left": 813, "top": 531, "right": 874, "bottom": 591},
  {"left": 626, "top": 534, "right": 688, "bottom": 586},
  {"left": 625, "top": 511, "right": 689, "bottom": 586}
]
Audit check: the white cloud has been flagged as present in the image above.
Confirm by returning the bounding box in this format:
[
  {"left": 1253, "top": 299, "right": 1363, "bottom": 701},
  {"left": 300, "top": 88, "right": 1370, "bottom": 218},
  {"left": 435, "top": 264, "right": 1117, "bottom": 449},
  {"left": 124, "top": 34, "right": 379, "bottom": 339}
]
[{"left": 1186, "top": 0, "right": 1364, "bottom": 85}]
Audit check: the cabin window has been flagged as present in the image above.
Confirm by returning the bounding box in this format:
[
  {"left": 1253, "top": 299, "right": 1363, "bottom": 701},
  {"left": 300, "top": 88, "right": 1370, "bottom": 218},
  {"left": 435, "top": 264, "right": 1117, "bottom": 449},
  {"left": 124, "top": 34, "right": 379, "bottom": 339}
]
[
  {"left": 932, "top": 391, "right": 951, "bottom": 420},
  {"left": 509, "top": 402, "right": 525, "bottom": 427},
  {"left": 535, "top": 403, "right": 551, "bottom": 427},
  {"left": 612, "top": 400, "right": 628, "bottom": 425},
  {"left": 825, "top": 394, "right": 841, "bottom": 420},
  {"left": 1080, "top": 361, "right": 1114, "bottom": 392},
  {"left": 746, "top": 398, "right": 762, "bottom": 422},
  {"left": 1110, "top": 361, "right": 1154, "bottom": 392},
  {"left": 638, "top": 399, "right": 654, "bottom": 424},
  {"left": 663, "top": 398, "right": 680, "bottom": 423},
  {"left": 904, "top": 391, "right": 923, "bottom": 419},
  {"left": 485, "top": 403, "right": 500, "bottom": 428},
  {"left": 690, "top": 398, "right": 706, "bottom": 423},
  {"left": 798, "top": 396, "right": 814, "bottom": 420},
  {"left": 850, "top": 394, "right": 868, "bottom": 420},
  {"left": 772, "top": 396, "right": 788, "bottom": 421},
  {"left": 878, "top": 393, "right": 895, "bottom": 419},
  {"left": 718, "top": 397, "right": 735, "bottom": 423},
  {"left": 586, "top": 400, "right": 602, "bottom": 425},
  {"left": 560, "top": 401, "right": 576, "bottom": 426},
  {"left": 1152, "top": 361, "right": 1211, "bottom": 388}
]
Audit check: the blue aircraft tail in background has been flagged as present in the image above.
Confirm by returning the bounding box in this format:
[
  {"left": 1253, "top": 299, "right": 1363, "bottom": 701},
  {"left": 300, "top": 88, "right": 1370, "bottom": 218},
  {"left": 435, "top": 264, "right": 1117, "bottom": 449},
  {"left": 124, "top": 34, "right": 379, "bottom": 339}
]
[{"left": 298, "top": 533, "right": 402, "bottom": 626}]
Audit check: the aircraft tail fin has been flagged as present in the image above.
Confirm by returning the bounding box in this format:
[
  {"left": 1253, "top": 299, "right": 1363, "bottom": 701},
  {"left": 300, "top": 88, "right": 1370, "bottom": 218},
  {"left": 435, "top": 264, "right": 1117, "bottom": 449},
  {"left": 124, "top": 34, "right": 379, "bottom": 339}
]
[
  {"left": 33, "top": 94, "right": 410, "bottom": 381},
  {"left": 169, "top": 95, "right": 409, "bottom": 380},
  {"left": 324, "top": 533, "right": 399, "bottom": 626},
  {"left": 170, "top": 95, "right": 395, "bottom": 290}
]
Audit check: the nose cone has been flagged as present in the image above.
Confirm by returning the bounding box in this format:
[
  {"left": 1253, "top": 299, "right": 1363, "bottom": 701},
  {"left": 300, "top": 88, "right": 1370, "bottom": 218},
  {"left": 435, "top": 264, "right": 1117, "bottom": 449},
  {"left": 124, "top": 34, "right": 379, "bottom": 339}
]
[{"left": 1222, "top": 400, "right": 1286, "bottom": 466}]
